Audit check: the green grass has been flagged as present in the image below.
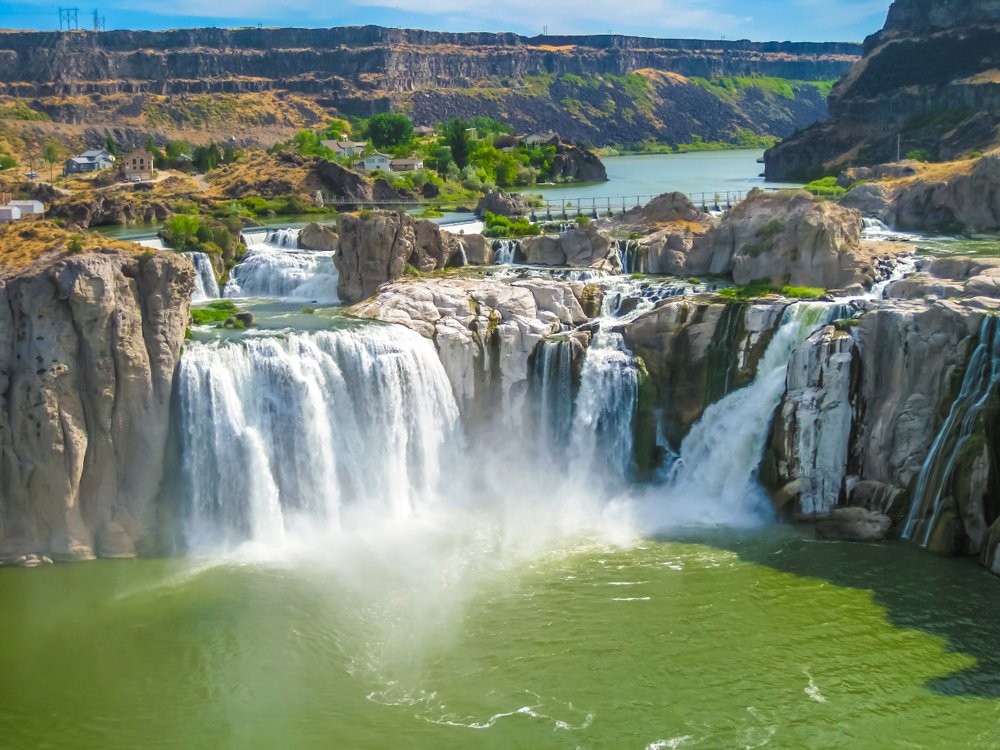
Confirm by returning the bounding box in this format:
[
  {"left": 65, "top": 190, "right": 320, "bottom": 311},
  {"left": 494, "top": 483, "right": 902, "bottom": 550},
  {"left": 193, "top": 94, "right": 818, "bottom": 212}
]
[
  {"left": 719, "top": 280, "right": 825, "bottom": 300},
  {"left": 690, "top": 76, "right": 836, "bottom": 103},
  {"left": 804, "top": 176, "right": 846, "bottom": 198},
  {"left": 190, "top": 300, "right": 238, "bottom": 326}
]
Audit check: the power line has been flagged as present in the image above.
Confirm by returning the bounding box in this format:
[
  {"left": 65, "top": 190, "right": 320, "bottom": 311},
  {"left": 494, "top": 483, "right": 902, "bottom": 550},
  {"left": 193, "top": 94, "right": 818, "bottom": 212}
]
[
  {"left": 92, "top": 9, "right": 105, "bottom": 31},
  {"left": 58, "top": 7, "right": 78, "bottom": 30}
]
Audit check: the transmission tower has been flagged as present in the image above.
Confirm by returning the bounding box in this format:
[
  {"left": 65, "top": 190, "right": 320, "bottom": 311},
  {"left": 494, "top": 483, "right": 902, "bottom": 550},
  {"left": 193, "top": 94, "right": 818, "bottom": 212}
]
[
  {"left": 58, "top": 7, "right": 79, "bottom": 30},
  {"left": 92, "top": 9, "right": 105, "bottom": 31}
]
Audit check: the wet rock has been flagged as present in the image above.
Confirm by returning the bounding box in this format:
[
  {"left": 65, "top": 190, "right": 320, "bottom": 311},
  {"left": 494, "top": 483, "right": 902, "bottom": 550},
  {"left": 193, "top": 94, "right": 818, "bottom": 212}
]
[{"left": 816, "top": 507, "right": 892, "bottom": 541}]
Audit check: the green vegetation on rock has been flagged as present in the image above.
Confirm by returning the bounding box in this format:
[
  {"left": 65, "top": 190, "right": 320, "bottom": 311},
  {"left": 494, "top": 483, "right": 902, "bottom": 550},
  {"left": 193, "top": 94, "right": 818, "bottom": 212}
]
[{"left": 190, "top": 300, "right": 238, "bottom": 326}]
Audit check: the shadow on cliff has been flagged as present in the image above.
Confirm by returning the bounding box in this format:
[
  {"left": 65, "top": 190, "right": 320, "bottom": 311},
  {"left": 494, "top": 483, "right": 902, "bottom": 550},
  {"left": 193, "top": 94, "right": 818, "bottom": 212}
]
[{"left": 662, "top": 526, "right": 1000, "bottom": 699}]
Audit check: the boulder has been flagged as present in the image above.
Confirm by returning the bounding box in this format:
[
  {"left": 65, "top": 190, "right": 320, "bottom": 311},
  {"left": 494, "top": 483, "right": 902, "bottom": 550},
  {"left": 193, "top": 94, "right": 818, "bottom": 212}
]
[
  {"left": 520, "top": 225, "right": 614, "bottom": 269},
  {"left": 816, "top": 507, "right": 892, "bottom": 541},
  {"left": 298, "top": 221, "right": 338, "bottom": 251},
  {"left": 686, "top": 190, "right": 881, "bottom": 289},
  {"left": 476, "top": 190, "right": 529, "bottom": 219},
  {"left": 335, "top": 211, "right": 467, "bottom": 303}
]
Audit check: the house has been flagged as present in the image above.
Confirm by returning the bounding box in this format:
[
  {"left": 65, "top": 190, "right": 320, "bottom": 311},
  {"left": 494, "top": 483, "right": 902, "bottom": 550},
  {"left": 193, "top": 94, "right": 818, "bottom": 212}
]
[
  {"left": 413, "top": 126, "right": 435, "bottom": 137},
  {"left": 390, "top": 157, "right": 424, "bottom": 172},
  {"left": 122, "top": 149, "right": 154, "bottom": 181},
  {"left": 493, "top": 135, "right": 521, "bottom": 152},
  {"left": 523, "top": 131, "right": 559, "bottom": 146},
  {"left": 356, "top": 152, "right": 392, "bottom": 172},
  {"left": 8, "top": 200, "right": 44, "bottom": 219},
  {"left": 321, "top": 140, "right": 367, "bottom": 158},
  {"left": 0, "top": 205, "right": 21, "bottom": 223},
  {"left": 63, "top": 149, "right": 114, "bottom": 175}
]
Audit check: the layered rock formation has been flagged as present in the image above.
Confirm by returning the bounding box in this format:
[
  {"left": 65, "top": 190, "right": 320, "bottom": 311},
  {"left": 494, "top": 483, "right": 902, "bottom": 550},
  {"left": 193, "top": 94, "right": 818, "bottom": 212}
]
[
  {"left": 519, "top": 224, "right": 616, "bottom": 270},
  {"left": 0, "top": 243, "right": 193, "bottom": 561},
  {"left": 766, "top": 0, "right": 1000, "bottom": 180},
  {"left": 0, "top": 27, "right": 856, "bottom": 149}
]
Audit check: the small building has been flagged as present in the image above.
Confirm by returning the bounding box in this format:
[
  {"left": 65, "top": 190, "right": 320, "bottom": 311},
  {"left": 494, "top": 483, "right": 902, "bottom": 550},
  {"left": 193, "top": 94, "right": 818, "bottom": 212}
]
[
  {"left": 413, "top": 125, "right": 435, "bottom": 137},
  {"left": 322, "top": 140, "right": 367, "bottom": 158},
  {"left": 356, "top": 152, "right": 392, "bottom": 172},
  {"left": 493, "top": 134, "right": 521, "bottom": 152},
  {"left": 8, "top": 200, "right": 44, "bottom": 219},
  {"left": 390, "top": 157, "right": 424, "bottom": 172},
  {"left": 122, "top": 149, "right": 154, "bottom": 181},
  {"left": 63, "top": 149, "right": 114, "bottom": 175},
  {"left": 0, "top": 205, "right": 21, "bottom": 223},
  {"left": 523, "top": 131, "right": 559, "bottom": 146}
]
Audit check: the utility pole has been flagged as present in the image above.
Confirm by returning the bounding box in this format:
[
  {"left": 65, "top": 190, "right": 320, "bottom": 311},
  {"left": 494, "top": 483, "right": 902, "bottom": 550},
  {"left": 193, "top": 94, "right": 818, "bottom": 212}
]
[{"left": 58, "top": 7, "right": 79, "bottom": 30}]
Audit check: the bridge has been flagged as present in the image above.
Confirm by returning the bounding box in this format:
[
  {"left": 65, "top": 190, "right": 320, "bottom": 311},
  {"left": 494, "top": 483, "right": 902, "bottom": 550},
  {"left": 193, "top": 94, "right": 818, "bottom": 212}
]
[{"left": 316, "top": 188, "right": 779, "bottom": 220}]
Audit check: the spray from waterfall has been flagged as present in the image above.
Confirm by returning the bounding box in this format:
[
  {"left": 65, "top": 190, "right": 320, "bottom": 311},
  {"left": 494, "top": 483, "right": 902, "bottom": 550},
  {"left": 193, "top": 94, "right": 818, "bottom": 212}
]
[
  {"left": 903, "top": 315, "right": 1000, "bottom": 546},
  {"left": 189, "top": 252, "right": 220, "bottom": 301}
]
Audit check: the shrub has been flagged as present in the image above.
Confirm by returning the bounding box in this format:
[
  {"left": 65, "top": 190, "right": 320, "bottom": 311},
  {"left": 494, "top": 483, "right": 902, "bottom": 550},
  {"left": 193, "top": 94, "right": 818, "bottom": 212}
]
[
  {"left": 66, "top": 235, "right": 85, "bottom": 255},
  {"left": 190, "top": 300, "right": 238, "bottom": 326},
  {"left": 803, "top": 176, "right": 846, "bottom": 198},
  {"left": 906, "top": 149, "right": 932, "bottom": 163},
  {"left": 575, "top": 215, "right": 591, "bottom": 226}
]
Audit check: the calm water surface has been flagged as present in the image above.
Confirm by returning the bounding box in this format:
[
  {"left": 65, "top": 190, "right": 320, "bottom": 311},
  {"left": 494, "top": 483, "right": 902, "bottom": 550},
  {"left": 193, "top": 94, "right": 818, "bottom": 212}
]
[{"left": 2, "top": 527, "right": 1000, "bottom": 749}]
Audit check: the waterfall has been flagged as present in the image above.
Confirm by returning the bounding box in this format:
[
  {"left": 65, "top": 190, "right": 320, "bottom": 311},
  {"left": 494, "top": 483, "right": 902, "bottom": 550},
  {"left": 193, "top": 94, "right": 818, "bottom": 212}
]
[
  {"left": 493, "top": 240, "right": 519, "bottom": 265},
  {"left": 136, "top": 237, "right": 166, "bottom": 250},
  {"left": 531, "top": 337, "right": 576, "bottom": 459},
  {"left": 903, "top": 316, "right": 1000, "bottom": 546},
  {"left": 860, "top": 217, "right": 923, "bottom": 243},
  {"left": 650, "top": 303, "right": 837, "bottom": 526},
  {"left": 612, "top": 239, "right": 643, "bottom": 276},
  {"left": 224, "top": 246, "right": 339, "bottom": 302},
  {"left": 569, "top": 331, "right": 638, "bottom": 483},
  {"left": 177, "top": 325, "right": 461, "bottom": 551},
  {"left": 189, "top": 252, "right": 220, "bottom": 302}
]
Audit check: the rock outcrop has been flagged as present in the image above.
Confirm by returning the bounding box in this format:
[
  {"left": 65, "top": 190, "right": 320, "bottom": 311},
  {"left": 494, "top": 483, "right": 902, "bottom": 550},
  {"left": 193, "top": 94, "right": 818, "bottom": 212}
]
[
  {"left": 335, "top": 211, "right": 475, "bottom": 303},
  {"left": 350, "top": 276, "right": 589, "bottom": 413},
  {"left": 766, "top": 0, "right": 1000, "bottom": 179},
  {"left": 298, "top": 221, "right": 338, "bottom": 251},
  {"left": 681, "top": 191, "right": 898, "bottom": 290},
  {"left": 519, "top": 224, "right": 616, "bottom": 270},
  {"left": 841, "top": 154, "right": 1000, "bottom": 233},
  {"left": 0, "top": 247, "right": 193, "bottom": 562},
  {"left": 476, "top": 191, "right": 530, "bottom": 219}
]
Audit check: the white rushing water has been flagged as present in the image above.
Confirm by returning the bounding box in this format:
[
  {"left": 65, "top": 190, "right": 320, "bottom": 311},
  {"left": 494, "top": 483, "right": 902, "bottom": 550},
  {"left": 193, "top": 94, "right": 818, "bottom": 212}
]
[
  {"left": 189, "top": 252, "right": 220, "bottom": 301},
  {"left": 225, "top": 229, "right": 339, "bottom": 303},
  {"left": 903, "top": 316, "right": 1000, "bottom": 545},
  {"left": 641, "top": 302, "right": 838, "bottom": 528},
  {"left": 178, "top": 325, "right": 460, "bottom": 551}
]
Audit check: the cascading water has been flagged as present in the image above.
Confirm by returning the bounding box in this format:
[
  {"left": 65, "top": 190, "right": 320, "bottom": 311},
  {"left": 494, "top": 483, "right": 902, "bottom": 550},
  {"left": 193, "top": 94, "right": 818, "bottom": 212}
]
[
  {"left": 225, "top": 246, "right": 340, "bottom": 302},
  {"left": 903, "top": 316, "right": 1000, "bottom": 546},
  {"left": 612, "top": 239, "right": 643, "bottom": 276},
  {"left": 530, "top": 337, "right": 576, "bottom": 456},
  {"left": 178, "top": 325, "right": 461, "bottom": 551},
  {"left": 568, "top": 331, "right": 639, "bottom": 484},
  {"left": 493, "top": 240, "right": 519, "bottom": 265},
  {"left": 189, "top": 252, "right": 220, "bottom": 301},
  {"left": 647, "top": 302, "right": 838, "bottom": 527}
]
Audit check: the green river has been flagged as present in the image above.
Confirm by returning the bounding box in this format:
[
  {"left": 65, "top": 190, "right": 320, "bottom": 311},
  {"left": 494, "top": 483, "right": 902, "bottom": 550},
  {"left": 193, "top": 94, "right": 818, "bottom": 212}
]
[{"left": 3, "top": 527, "right": 1000, "bottom": 749}]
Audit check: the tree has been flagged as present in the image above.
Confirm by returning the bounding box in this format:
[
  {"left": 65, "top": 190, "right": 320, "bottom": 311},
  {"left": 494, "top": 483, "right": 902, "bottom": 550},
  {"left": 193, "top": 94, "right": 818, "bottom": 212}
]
[
  {"left": 165, "top": 214, "right": 200, "bottom": 251},
  {"left": 42, "top": 141, "right": 60, "bottom": 181},
  {"left": 443, "top": 119, "right": 471, "bottom": 170},
  {"left": 368, "top": 113, "right": 414, "bottom": 150},
  {"left": 104, "top": 134, "right": 118, "bottom": 156}
]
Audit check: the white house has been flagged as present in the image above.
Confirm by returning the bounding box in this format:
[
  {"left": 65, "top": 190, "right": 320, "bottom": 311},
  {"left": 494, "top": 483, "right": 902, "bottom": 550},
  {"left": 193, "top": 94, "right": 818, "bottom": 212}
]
[
  {"left": 357, "top": 152, "right": 392, "bottom": 172},
  {"left": 523, "top": 131, "right": 559, "bottom": 146},
  {"left": 8, "top": 200, "right": 44, "bottom": 218},
  {"left": 322, "top": 140, "right": 367, "bottom": 158},
  {"left": 0, "top": 205, "right": 22, "bottom": 223},
  {"left": 390, "top": 157, "right": 424, "bottom": 172}
]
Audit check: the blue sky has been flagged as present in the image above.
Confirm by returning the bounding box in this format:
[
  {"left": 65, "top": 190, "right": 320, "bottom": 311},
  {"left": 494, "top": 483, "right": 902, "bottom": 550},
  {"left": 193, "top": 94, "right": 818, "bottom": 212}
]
[{"left": 0, "top": 0, "right": 892, "bottom": 42}]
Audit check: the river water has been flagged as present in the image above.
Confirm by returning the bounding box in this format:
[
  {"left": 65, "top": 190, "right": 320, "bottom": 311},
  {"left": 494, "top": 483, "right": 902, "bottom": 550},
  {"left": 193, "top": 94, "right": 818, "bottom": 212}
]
[
  {"left": 3, "top": 530, "right": 1000, "bottom": 749},
  {"left": 7, "top": 190, "right": 1000, "bottom": 749}
]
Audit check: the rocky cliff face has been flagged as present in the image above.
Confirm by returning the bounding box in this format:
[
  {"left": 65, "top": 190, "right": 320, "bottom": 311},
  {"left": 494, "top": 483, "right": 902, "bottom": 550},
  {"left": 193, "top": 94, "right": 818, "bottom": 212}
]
[
  {"left": 0, "top": 27, "right": 857, "bottom": 149},
  {"left": 335, "top": 211, "right": 473, "bottom": 303},
  {"left": 0, "top": 248, "right": 193, "bottom": 562},
  {"left": 766, "top": 0, "right": 1000, "bottom": 180}
]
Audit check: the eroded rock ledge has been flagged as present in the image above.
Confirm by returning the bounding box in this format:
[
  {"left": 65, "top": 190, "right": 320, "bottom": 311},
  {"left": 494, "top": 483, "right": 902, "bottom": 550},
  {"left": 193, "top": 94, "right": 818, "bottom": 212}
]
[{"left": 0, "top": 241, "right": 193, "bottom": 561}]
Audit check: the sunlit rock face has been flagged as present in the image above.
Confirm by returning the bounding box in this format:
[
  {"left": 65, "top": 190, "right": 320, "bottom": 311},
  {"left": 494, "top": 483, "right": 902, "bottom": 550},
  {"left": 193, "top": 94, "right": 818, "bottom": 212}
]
[{"left": 0, "top": 250, "right": 192, "bottom": 561}]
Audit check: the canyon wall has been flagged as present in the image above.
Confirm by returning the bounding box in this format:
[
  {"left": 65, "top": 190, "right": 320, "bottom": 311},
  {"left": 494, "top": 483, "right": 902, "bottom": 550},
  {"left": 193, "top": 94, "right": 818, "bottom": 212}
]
[
  {"left": 766, "top": 0, "right": 1000, "bottom": 179},
  {"left": 0, "top": 248, "right": 192, "bottom": 562}
]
